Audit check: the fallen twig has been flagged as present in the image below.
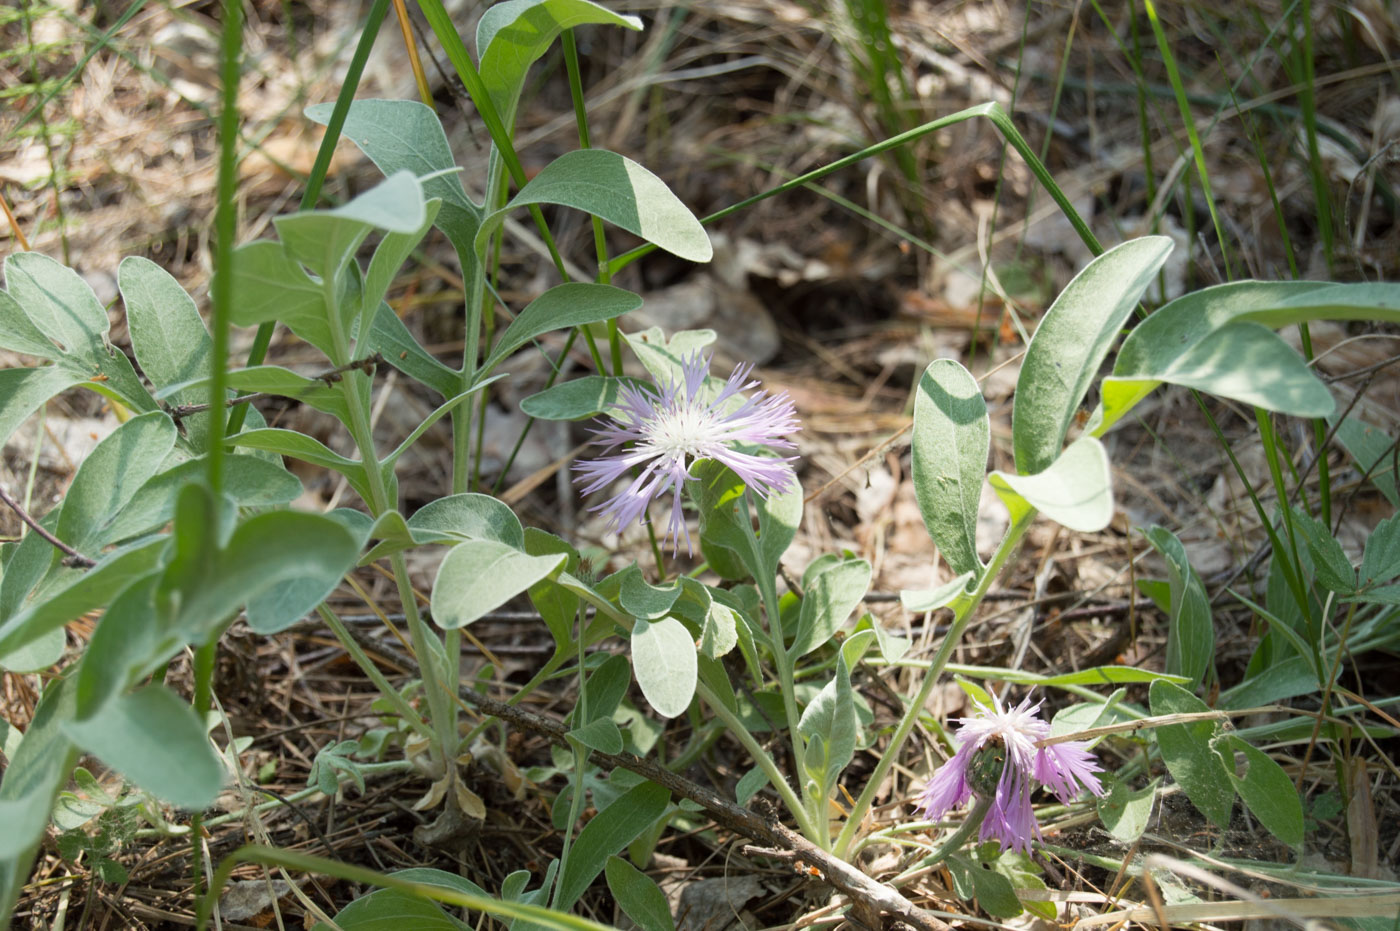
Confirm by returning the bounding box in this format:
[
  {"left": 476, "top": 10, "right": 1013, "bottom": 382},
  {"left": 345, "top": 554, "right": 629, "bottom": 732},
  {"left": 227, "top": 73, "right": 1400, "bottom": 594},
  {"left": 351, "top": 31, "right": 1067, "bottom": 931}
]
[
  {"left": 0, "top": 483, "right": 95, "bottom": 567},
  {"left": 458, "top": 688, "right": 953, "bottom": 931}
]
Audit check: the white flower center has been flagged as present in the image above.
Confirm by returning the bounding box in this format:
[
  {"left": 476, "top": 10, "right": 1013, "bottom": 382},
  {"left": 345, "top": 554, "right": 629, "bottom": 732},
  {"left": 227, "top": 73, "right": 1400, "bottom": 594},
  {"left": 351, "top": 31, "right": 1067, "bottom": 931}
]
[{"left": 646, "top": 404, "right": 715, "bottom": 457}]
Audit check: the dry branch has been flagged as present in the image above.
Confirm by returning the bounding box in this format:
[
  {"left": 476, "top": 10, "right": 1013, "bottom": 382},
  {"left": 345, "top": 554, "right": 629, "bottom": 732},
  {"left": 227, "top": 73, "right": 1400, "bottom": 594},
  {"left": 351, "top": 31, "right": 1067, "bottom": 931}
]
[{"left": 458, "top": 688, "right": 953, "bottom": 931}]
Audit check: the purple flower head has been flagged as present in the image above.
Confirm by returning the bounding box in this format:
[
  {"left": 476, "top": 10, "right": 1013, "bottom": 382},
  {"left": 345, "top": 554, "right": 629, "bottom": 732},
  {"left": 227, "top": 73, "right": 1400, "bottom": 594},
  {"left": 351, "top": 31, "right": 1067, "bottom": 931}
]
[
  {"left": 573, "top": 352, "right": 799, "bottom": 554},
  {"left": 916, "top": 692, "right": 1105, "bottom": 854}
]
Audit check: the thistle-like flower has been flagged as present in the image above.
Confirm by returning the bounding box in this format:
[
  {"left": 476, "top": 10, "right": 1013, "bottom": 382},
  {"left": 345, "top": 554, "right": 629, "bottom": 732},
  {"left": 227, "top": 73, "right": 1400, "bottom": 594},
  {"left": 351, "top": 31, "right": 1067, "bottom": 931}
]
[
  {"left": 917, "top": 693, "right": 1105, "bottom": 853},
  {"left": 573, "top": 353, "right": 799, "bottom": 553}
]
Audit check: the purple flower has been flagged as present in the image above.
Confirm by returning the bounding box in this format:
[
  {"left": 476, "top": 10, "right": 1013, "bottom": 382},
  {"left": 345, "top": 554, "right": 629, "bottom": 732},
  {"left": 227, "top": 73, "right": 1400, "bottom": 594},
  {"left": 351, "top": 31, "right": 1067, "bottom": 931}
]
[
  {"left": 916, "top": 693, "right": 1105, "bottom": 853},
  {"left": 573, "top": 352, "right": 799, "bottom": 554}
]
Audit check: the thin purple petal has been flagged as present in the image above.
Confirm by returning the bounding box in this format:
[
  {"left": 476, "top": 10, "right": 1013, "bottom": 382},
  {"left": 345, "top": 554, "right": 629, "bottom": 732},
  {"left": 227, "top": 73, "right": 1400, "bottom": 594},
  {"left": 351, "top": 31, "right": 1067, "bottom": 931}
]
[
  {"left": 917, "top": 742, "right": 975, "bottom": 821},
  {"left": 572, "top": 352, "right": 800, "bottom": 554},
  {"left": 1034, "top": 741, "right": 1105, "bottom": 802}
]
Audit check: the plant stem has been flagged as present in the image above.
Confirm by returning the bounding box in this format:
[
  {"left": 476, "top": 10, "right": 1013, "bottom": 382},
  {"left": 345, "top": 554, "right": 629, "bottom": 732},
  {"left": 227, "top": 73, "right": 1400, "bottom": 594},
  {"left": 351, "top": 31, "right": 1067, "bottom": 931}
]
[
  {"left": 318, "top": 605, "right": 433, "bottom": 739},
  {"left": 694, "top": 680, "right": 818, "bottom": 840},
  {"left": 888, "top": 796, "right": 993, "bottom": 879},
  {"left": 738, "top": 494, "right": 806, "bottom": 790},
  {"left": 189, "top": 638, "right": 219, "bottom": 896},
  {"left": 832, "top": 510, "right": 1034, "bottom": 859},
  {"left": 552, "top": 606, "right": 590, "bottom": 910}
]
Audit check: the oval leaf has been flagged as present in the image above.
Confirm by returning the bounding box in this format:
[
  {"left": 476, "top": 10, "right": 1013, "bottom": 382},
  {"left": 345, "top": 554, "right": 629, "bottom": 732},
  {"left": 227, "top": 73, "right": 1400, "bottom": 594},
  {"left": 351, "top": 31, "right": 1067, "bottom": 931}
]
[
  {"left": 989, "top": 437, "right": 1114, "bottom": 533},
  {"left": 1141, "top": 526, "right": 1214, "bottom": 690},
  {"left": 1013, "top": 236, "right": 1172, "bottom": 474},
  {"left": 430, "top": 540, "right": 565, "bottom": 628},
  {"left": 520, "top": 374, "right": 646, "bottom": 420},
  {"left": 1149, "top": 680, "right": 1235, "bottom": 831},
  {"left": 485, "top": 283, "right": 642, "bottom": 371},
  {"left": 409, "top": 493, "right": 525, "bottom": 549},
  {"left": 791, "top": 557, "right": 872, "bottom": 658},
  {"left": 477, "top": 0, "right": 642, "bottom": 128},
  {"left": 1218, "top": 734, "right": 1303, "bottom": 849},
  {"left": 606, "top": 856, "right": 676, "bottom": 931},
  {"left": 62, "top": 684, "right": 224, "bottom": 809},
  {"left": 631, "top": 617, "right": 698, "bottom": 718},
  {"left": 478, "top": 150, "right": 711, "bottom": 262},
  {"left": 912, "top": 359, "right": 988, "bottom": 576}
]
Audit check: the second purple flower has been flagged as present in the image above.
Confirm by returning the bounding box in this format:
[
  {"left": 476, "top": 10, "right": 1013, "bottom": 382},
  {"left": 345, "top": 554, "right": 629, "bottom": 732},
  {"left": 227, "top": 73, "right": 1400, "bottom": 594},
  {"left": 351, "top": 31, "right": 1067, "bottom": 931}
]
[
  {"left": 917, "top": 693, "right": 1105, "bottom": 853},
  {"left": 573, "top": 352, "right": 800, "bottom": 554}
]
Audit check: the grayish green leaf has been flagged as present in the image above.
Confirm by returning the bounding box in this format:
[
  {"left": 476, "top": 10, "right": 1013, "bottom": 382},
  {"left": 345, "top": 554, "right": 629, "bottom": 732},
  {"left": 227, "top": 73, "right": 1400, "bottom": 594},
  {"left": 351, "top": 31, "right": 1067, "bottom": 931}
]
[
  {"left": 580, "top": 653, "right": 631, "bottom": 725},
  {"left": 119, "top": 256, "right": 211, "bottom": 403},
  {"left": 228, "top": 240, "right": 334, "bottom": 358},
  {"left": 630, "top": 617, "right": 697, "bottom": 719},
  {"left": 1291, "top": 507, "right": 1356, "bottom": 595},
  {"left": 313, "top": 889, "right": 469, "bottom": 931},
  {"left": 0, "top": 538, "right": 166, "bottom": 659},
  {"left": 370, "top": 301, "right": 460, "bottom": 397},
  {"left": 622, "top": 327, "right": 715, "bottom": 385},
  {"left": 484, "top": 283, "right": 642, "bottom": 372},
  {"left": 1142, "top": 526, "right": 1214, "bottom": 690},
  {"left": 229, "top": 428, "right": 374, "bottom": 503},
  {"left": 791, "top": 556, "right": 871, "bottom": 658},
  {"left": 605, "top": 856, "right": 675, "bottom": 931},
  {"left": 912, "top": 359, "right": 988, "bottom": 576},
  {"left": 274, "top": 171, "right": 428, "bottom": 282},
  {"left": 0, "top": 286, "right": 59, "bottom": 357},
  {"left": 409, "top": 493, "right": 526, "bottom": 549},
  {"left": 616, "top": 565, "right": 682, "bottom": 619},
  {"left": 1360, "top": 515, "right": 1400, "bottom": 589},
  {"left": 520, "top": 375, "right": 646, "bottom": 420},
  {"left": 0, "top": 676, "right": 77, "bottom": 897},
  {"left": 0, "top": 625, "right": 64, "bottom": 673},
  {"left": 735, "top": 766, "right": 767, "bottom": 806},
  {"left": 1112, "top": 321, "right": 1333, "bottom": 420},
  {"left": 1097, "top": 778, "right": 1157, "bottom": 843},
  {"left": 4, "top": 251, "right": 109, "bottom": 360},
  {"left": 305, "top": 98, "right": 483, "bottom": 285},
  {"left": 989, "top": 438, "right": 1114, "bottom": 533},
  {"left": 1218, "top": 735, "right": 1303, "bottom": 849},
  {"left": 556, "top": 780, "right": 669, "bottom": 910},
  {"left": 1149, "top": 680, "right": 1234, "bottom": 831},
  {"left": 570, "top": 717, "right": 623, "bottom": 754},
  {"left": 900, "top": 571, "right": 975, "bottom": 614},
  {"left": 102, "top": 455, "right": 302, "bottom": 546},
  {"left": 170, "top": 508, "right": 362, "bottom": 640},
  {"left": 62, "top": 684, "right": 224, "bottom": 809},
  {"left": 478, "top": 150, "right": 711, "bottom": 263},
  {"left": 1014, "top": 236, "right": 1172, "bottom": 474},
  {"left": 430, "top": 540, "right": 565, "bottom": 628},
  {"left": 1099, "top": 279, "right": 1400, "bottom": 434},
  {"left": 55, "top": 411, "right": 176, "bottom": 555},
  {"left": 1333, "top": 417, "right": 1397, "bottom": 507},
  {"left": 477, "top": 0, "right": 641, "bottom": 130},
  {"left": 797, "top": 632, "right": 860, "bottom": 798},
  {"left": 0, "top": 365, "right": 86, "bottom": 448},
  {"left": 360, "top": 198, "right": 442, "bottom": 349}
]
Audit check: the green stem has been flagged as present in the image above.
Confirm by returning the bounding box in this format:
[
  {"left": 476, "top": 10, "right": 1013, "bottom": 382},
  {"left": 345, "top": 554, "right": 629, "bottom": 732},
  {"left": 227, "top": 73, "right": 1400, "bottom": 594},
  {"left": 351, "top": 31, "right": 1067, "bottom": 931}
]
[
  {"left": 832, "top": 510, "right": 1035, "bottom": 859},
  {"left": 228, "top": 0, "right": 390, "bottom": 437},
  {"left": 737, "top": 494, "right": 805, "bottom": 799},
  {"left": 607, "top": 101, "right": 1102, "bottom": 277},
  {"left": 693, "top": 679, "right": 818, "bottom": 839},
  {"left": 561, "top": 28, "right": 621, "bottom": 373},
  {"left": 189, "top": 638, "right": 219, "bottom": 896},
  {"left": 552, "top": 606, "right": 590, "bottom": 910},
  {"left": 318, "top": 605, "right": 433, "bottom": 739},
  {"left": 886, "top": 796, "right": 993, "bottom": 877},
  {"left": 330, "top": 298, "right": 459, "bottom": 779}
]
